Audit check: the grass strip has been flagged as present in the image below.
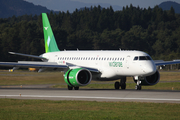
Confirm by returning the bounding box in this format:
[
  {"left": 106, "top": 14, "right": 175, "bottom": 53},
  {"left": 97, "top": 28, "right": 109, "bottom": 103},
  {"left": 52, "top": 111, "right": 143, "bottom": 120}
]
[
  {"left": 0, "top": 99, "right": 180, "bottom": 120},
  {"left": 1, "top": 71, "right": 180, "bottom": 90}
]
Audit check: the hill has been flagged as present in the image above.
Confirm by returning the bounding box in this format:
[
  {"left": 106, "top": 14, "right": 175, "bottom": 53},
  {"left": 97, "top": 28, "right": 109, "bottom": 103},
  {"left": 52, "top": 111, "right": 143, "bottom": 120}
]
[
  {"left": 0, "top": 0, "right": 51, "bottom": 18},
  {"left": 25, "top": 0, "right": 122, "bottom": 12},
  {"left": 159, "top": 1, "right": 180, "bottom": 14}
]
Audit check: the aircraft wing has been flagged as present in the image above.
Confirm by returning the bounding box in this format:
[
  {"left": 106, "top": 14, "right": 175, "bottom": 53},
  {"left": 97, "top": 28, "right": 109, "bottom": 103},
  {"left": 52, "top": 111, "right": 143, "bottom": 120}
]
[
  {"left": 79, "top": 67, "right": 99, "bottom": 73},
  {"left": 154, "top": 60, "right": 180, "bottom": 66},
  {"left": 0, "top": 61, "right": 68, "bottom": 71},
  {"left": 9, "top": 52, "right": 47, "bottom": 61},
  {"left": 66, "top": 62, "right": 99, "bottom": 73}
]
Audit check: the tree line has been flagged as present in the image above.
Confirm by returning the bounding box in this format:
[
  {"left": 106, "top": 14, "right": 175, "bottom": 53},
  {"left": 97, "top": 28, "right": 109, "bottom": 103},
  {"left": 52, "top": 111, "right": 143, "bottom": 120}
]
[{"left": 0, "top": 4, "right": 180, "bottom": 62}]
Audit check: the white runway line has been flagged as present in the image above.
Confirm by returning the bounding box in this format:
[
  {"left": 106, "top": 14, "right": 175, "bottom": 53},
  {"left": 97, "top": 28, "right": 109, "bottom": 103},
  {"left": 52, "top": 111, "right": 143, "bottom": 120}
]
[{"left": 0, "top": 95, "right": 180, "bottom": 101}]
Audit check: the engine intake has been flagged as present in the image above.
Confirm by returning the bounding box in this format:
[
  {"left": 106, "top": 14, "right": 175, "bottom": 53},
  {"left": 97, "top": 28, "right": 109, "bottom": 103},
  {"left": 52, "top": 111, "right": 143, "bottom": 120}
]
[
  {"left": 134, "top": 71, "right": 160, "bottom": 86},
  {"left": 64, "top": 68, "right": 92, "bottom": 87}
]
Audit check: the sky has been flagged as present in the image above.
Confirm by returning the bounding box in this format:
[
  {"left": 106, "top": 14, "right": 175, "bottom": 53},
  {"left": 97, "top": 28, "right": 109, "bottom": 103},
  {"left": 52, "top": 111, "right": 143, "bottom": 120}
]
[
  {"left": 25, "top": 0, "right": 180, "bottom": 12},
  {"left": 71, "top": 0, "right": 180, "bottom": 8}
]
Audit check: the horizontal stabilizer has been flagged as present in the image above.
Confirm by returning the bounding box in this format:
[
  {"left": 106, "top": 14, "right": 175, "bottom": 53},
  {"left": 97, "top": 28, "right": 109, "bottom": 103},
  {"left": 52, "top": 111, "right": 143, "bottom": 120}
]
[{"left": 9, "top": 52, "right": 48, "bottom": 61}]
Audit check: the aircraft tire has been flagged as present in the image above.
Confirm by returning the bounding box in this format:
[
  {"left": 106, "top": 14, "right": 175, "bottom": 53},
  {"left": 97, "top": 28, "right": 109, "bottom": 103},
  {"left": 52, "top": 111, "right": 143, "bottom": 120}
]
[
  {"left": 121, "top": 83, "right": 126, "bottom": 90},
  {"left": 135, "top": 85, "right": 141, "bottom": 90},
  {"left": 74, "top": 87, "right": 79, "bottom": 90},
  {"left": 114, "top": 82, "right": 120, "bottom": 89},
  {"left": 68, "top": 85, "right": 73, "bottom": 90}
]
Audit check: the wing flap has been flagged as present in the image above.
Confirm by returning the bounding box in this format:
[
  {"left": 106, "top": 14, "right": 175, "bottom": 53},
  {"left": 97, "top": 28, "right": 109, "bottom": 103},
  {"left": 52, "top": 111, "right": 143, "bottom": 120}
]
[{"left": 0, "top": 61, "right": 68, "bottom": 71}]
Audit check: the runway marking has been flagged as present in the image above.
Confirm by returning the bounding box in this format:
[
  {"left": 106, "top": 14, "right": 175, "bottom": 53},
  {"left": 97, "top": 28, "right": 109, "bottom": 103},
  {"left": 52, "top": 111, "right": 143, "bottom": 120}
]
[{"left": 0, "top": 95, "right": 180, "bottom": 102}]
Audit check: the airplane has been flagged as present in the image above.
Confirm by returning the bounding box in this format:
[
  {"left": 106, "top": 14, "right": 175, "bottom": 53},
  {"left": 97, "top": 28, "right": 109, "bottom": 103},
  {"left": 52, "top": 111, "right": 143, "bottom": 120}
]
[{"left": 0, "top": 13, "right": 180, "bottom": 90}]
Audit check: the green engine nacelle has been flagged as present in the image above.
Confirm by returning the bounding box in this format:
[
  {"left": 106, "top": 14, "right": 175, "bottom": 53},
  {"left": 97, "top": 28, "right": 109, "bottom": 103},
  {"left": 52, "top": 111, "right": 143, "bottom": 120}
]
[{"left": 64, "top": 68, "right": 92, "bottom": 87}]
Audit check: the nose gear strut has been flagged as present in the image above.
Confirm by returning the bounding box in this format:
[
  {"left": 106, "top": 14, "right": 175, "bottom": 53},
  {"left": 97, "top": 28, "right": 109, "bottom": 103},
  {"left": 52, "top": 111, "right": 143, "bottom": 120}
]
[{"left": 134, "top": 76, "right": 142, "bottom": 90}]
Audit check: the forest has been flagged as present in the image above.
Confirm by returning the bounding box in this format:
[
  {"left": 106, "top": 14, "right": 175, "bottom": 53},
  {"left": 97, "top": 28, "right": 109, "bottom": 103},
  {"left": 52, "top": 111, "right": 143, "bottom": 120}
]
[{"left": 0, "top": 4, "right": 180, "bottom": 62}]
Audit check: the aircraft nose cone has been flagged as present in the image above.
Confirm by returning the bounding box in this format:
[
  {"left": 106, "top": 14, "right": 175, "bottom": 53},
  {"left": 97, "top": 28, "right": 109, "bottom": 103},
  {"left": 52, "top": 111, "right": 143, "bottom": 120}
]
[
  {"left": 145, "top": 67, "right": 156, "bottom": 74},
  {"left": 142, "top": 62, "right": 156, "bottom": 75}
]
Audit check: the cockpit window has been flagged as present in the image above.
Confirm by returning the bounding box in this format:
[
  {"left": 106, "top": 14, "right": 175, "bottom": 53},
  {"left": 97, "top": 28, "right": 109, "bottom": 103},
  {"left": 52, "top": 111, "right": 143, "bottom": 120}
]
[
  {"left": 134, "top": 56, "right": 152, "bottom": 61},
  {"left": 139, "top": 56, "right": 152, "bottom": 60},
  {"left": 134, "top": 56, "right": 138, "bottom": 60}
]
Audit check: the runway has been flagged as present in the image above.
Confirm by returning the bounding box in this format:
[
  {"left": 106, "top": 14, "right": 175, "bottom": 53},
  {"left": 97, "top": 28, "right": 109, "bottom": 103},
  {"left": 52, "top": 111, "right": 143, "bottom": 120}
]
[{"left": 0, "top": 87, "right": 180, "bottom": 103}]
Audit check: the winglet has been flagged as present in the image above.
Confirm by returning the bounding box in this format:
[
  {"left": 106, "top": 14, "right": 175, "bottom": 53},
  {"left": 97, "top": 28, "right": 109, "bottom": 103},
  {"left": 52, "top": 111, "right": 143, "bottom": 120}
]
[{"left": 42, "top": 13, "right": 60, "bottom": 53}]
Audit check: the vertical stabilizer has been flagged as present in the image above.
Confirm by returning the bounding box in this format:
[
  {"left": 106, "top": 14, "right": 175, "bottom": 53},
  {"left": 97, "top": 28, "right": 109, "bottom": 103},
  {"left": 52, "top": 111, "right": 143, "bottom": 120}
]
[{"left": 42, "top": 13, "right": 60, "bottom": 53}]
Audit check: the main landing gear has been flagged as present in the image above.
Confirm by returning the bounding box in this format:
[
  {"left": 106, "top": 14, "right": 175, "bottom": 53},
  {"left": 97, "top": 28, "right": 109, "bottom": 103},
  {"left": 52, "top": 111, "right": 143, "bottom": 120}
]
[
  {"left": 68, "top": 85, "right": 79, "bottom": 90},
  {"left": 114, "top": 77, "right": 126, "bottom": 90}
]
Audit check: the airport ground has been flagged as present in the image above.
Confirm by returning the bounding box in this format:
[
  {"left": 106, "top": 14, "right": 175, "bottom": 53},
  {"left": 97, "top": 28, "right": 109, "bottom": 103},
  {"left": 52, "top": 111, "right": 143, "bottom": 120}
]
[
  {"left": 0, "top": 70, "right": 180, "bottom": 90},
  {"left": 0, "top": 70, "right": 180, "bottom": 119}
]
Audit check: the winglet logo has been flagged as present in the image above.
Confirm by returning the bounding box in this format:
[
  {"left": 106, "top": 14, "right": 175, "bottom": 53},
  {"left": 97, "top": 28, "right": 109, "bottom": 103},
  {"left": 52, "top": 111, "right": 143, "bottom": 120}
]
[
  {"left": 44, "top": 27, "right": 48, "bottom": 30},
  {"left": 47, "top": 36, "right": 51, "bottom": 47}
]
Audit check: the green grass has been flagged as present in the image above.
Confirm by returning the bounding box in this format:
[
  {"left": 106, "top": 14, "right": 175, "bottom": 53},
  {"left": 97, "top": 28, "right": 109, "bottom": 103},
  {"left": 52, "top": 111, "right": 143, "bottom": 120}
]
[
  {"left": 0, "top": 99, "right": 180, "bottom": 120},
  {"left": 1, "top": 71, "right": 180, "bottom": 90},
  {"left": 0, "top": 71, "right": 64, "bottom": 85}
]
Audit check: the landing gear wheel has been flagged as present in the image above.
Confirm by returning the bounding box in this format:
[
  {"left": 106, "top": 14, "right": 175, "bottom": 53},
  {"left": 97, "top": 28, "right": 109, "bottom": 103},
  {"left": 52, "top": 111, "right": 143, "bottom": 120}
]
[
  {"left": 68, "top": 85, "right": 73, "bottom": 90},
  {"left": 135, "top": 85, "right": 142, "bottom": 90},
  {"left": 120, "top": 77, "right": 126, "bottom": 90},
  {"left": 135, "top": 85, "right": 138, "bottom": 90},
  {"left": 121, "top": 83, "right": 126, "bottom": 90},
  {"left": 74, "top": 87, "right": 79, "bottom": 90},
  {"left": 114, "top": 82, "right": 120, "bottom": 89}
]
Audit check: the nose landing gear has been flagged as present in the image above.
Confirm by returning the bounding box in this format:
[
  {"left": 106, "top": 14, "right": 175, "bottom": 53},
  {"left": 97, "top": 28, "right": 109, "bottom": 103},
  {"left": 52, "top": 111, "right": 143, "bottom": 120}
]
[
  {"left": 134, "top": 76, "right": 142, "bottom": 90},
  {"left": 135, "top": 85, "right": 142, "bottom": 90}
]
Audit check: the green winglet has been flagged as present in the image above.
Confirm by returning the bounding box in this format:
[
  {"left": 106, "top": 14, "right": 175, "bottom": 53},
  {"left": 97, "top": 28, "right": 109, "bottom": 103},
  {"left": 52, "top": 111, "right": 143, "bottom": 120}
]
[{"left": 42, "top": 13, "right": 60, "bottom": 53}]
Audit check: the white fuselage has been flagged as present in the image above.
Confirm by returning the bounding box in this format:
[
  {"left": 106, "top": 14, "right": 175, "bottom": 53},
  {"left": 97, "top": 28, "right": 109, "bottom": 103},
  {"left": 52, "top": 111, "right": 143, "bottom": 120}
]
[{"left": 41, "top": 50, "right": 156, "bottom": 81}]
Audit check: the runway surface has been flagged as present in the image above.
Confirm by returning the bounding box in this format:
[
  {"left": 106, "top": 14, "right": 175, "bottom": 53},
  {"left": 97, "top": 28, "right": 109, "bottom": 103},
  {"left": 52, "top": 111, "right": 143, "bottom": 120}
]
[{"left": 0, "top": 86, "right": 180, "bottom": 103}]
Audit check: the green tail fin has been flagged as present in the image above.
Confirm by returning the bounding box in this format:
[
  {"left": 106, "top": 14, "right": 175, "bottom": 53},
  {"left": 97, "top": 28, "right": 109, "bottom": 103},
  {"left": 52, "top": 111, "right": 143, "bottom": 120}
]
[{"left": 42, "top": 13, "right": 60, "bottom": 53}]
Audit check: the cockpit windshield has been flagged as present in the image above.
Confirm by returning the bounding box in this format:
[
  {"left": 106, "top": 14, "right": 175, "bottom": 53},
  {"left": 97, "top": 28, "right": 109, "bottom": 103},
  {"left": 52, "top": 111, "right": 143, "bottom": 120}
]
[{"left": 133, "top": 56, "right": 152, "bottom": 61}]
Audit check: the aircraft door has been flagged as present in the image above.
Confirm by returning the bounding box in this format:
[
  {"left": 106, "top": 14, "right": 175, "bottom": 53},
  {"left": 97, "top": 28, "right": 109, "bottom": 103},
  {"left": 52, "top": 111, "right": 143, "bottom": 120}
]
[
  {"left": 54, "top": 55, "right": 58, "bottom": 62},
  {"left": 126, "top": 55, "right": 130, "bottom": 69}
]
